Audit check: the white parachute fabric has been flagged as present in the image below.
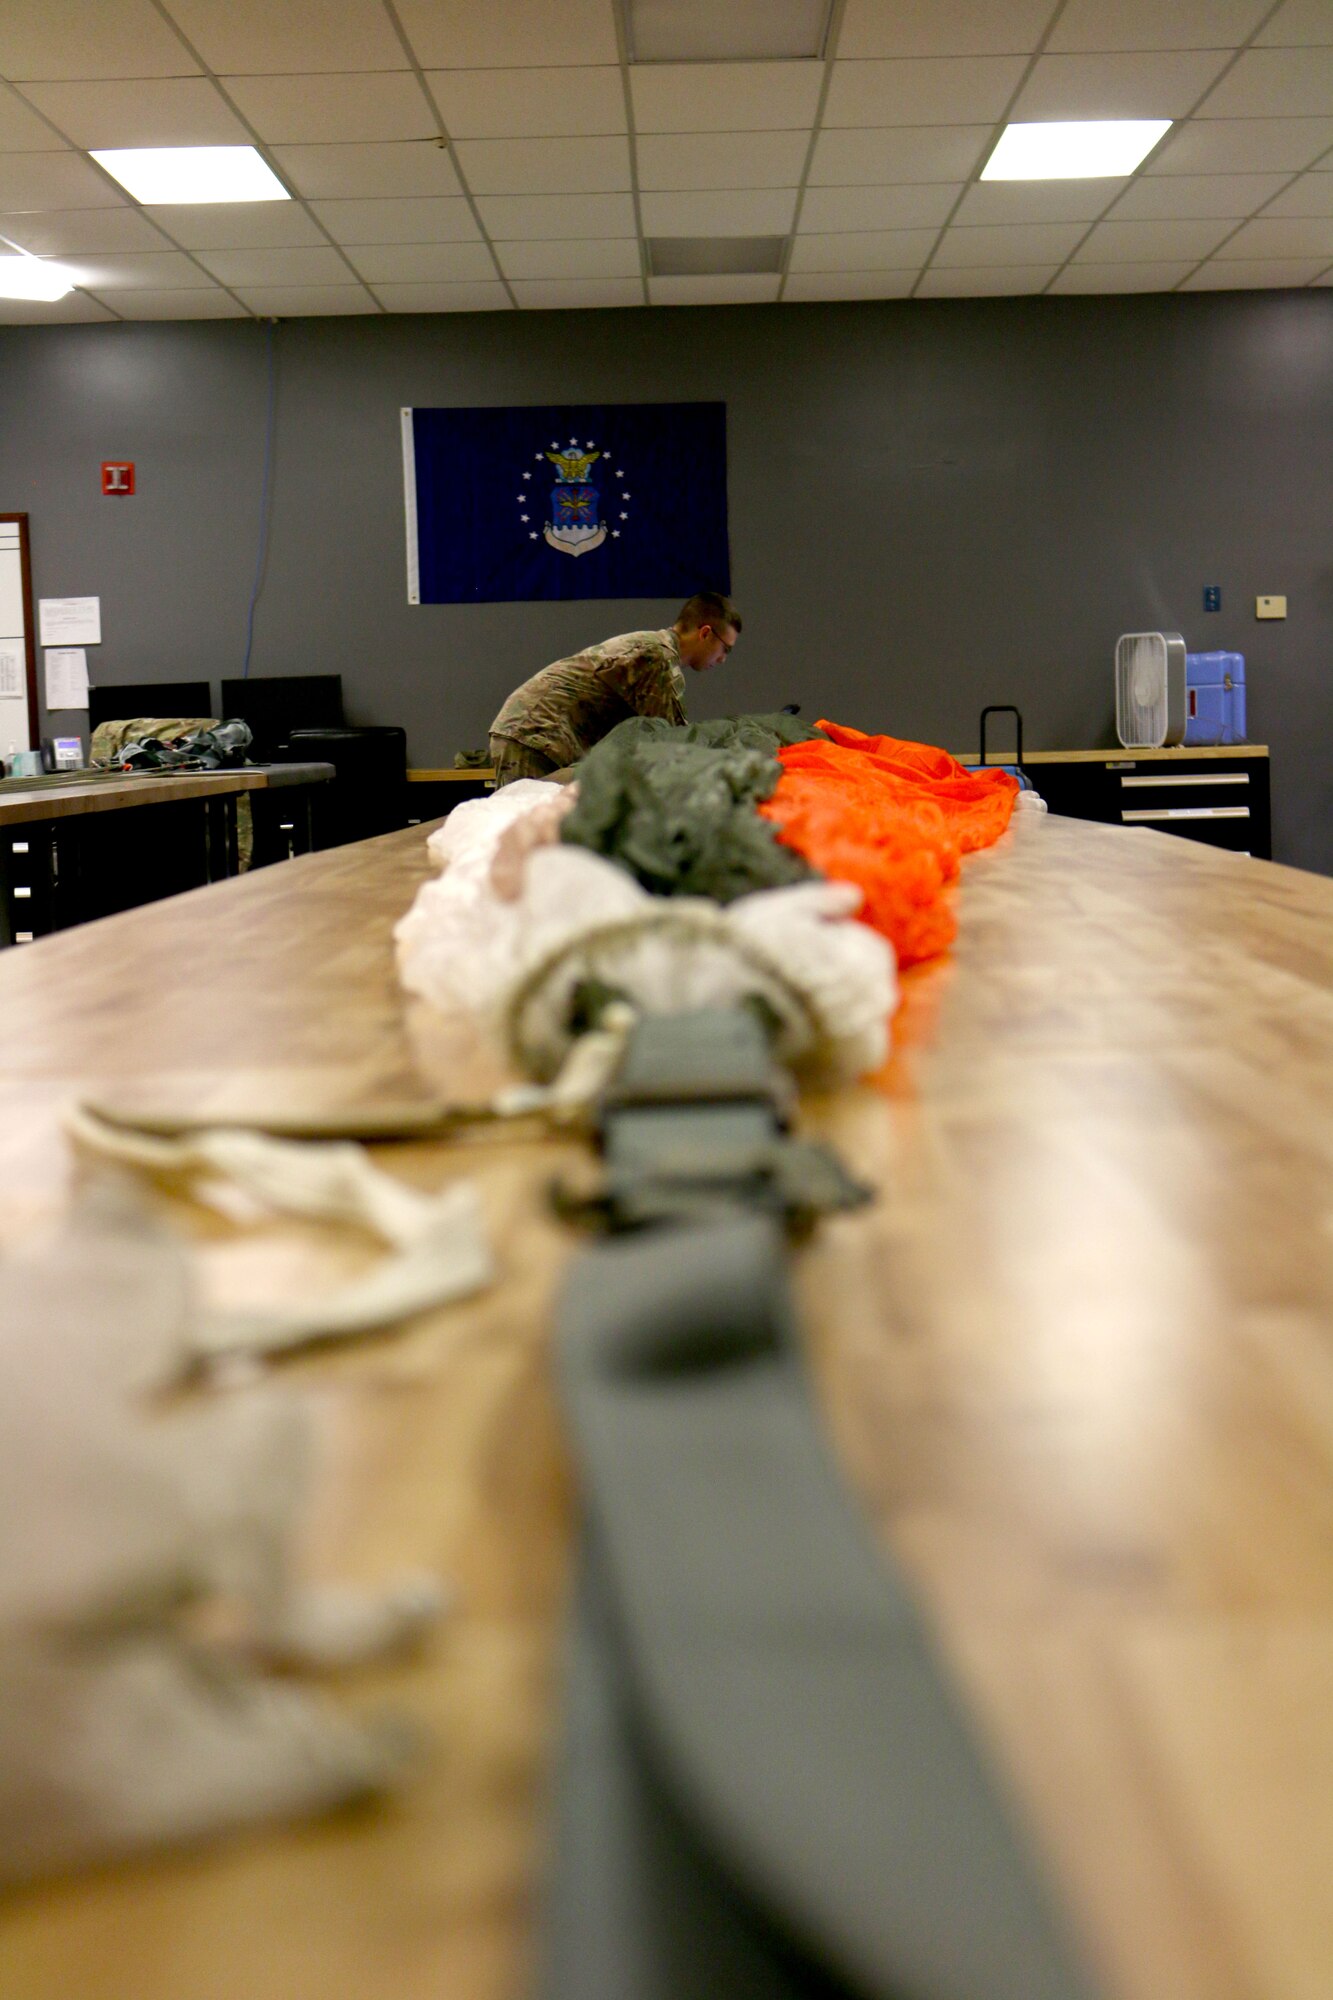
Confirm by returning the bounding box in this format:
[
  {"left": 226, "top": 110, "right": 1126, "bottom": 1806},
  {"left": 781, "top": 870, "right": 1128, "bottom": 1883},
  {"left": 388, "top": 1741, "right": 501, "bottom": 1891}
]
[{"left": 395, "top": 786, "right": 896, "bottom": 1081}]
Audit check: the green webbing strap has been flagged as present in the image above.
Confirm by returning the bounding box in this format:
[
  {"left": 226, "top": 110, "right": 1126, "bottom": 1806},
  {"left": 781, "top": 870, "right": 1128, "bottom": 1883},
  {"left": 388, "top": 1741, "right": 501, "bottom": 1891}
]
[
  {"left": 554, "top": 1008, "right": 872, "bottom": 1233},
  {"left": 546, "top": 1219, "right": 1102, "bottom": 2000}
]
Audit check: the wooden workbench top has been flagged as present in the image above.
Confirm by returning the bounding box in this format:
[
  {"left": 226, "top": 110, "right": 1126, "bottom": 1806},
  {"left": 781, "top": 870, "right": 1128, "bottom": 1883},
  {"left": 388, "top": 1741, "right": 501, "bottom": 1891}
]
[
  {"left": 0, "top": 763, "right": 332, "bottom": 826},
  {"left": 0, "top": 815, "right": 1328, "bottom": 2000}
]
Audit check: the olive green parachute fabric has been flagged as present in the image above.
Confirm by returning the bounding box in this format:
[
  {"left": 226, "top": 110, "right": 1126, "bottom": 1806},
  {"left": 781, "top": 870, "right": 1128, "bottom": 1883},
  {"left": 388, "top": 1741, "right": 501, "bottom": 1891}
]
[{"left": 559, "top": 713, "right": 822, "bottom": 903}]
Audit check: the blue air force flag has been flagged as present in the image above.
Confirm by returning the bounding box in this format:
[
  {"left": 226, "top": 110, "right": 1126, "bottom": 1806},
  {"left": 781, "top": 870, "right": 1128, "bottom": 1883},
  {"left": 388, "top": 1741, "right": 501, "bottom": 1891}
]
[{"left": 402, "top": 402, "right": 730, "bottom": 604}]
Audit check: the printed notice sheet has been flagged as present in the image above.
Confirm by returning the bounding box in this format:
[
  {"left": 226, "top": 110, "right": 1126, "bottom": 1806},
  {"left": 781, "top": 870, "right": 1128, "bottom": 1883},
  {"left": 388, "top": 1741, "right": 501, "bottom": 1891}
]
[
  {"left": 44, "top": 647, "right": 89, "bottom": 709},
  {"left": 38, "top": 596, "right": 101, "bottom": 647},
  {"left": 0, "top": 640, "right": 23, "bottom": 699}
]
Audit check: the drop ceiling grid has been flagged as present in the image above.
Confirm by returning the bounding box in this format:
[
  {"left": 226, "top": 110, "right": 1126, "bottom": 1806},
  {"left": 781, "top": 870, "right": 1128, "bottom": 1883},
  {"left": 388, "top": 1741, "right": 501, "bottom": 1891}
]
[{"left": 0, "top": 0, "right": 1327, "bottom": 318}]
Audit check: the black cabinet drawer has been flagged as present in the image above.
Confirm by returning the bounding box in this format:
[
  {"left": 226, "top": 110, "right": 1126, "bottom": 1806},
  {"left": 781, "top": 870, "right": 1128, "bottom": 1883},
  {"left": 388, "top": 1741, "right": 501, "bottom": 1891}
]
[{"left": 1021, "top": 754, "right": 1271, "bottom": 860}]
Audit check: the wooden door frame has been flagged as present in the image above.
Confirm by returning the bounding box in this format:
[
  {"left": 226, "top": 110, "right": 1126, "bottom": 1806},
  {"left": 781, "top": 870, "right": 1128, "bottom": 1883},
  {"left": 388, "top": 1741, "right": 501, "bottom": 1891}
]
[{"left": 0, "top": 513, "right": 39, "bottom": 749}]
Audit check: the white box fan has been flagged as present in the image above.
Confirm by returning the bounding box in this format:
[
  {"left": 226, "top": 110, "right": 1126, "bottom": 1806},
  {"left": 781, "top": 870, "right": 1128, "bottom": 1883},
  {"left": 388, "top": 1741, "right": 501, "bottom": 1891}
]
[{"left": 1115, "top": 632, "right": 1186, "bottom": 749}]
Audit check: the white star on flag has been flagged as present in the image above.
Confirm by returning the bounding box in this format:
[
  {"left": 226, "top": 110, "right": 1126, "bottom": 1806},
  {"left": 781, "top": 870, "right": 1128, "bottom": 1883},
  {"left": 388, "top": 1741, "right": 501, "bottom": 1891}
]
[
  {"left": 619, "top": 511, "right": 628, "bottom": 520},
  {"left": 520, "top": 514, "right": 529, "bottom": 522},
  {"left": 529, "top": 532, "right": 538, "bottom": 539},
  {"left": 612, "top": 530, "right": 621, "bottom": 538}
]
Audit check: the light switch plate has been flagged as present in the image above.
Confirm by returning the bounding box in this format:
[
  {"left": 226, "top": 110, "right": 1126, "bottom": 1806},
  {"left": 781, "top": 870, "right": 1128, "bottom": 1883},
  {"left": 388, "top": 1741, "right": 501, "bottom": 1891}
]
[{"left": 1256, "top": 594, "right": 1287, "bottom": 619}]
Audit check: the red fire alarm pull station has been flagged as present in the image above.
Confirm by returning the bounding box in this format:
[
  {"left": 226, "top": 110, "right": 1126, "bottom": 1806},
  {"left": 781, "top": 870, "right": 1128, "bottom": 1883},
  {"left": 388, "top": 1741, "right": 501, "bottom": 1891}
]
[{"left": 101, "top": 461, "right": 135, "bottom": 495}]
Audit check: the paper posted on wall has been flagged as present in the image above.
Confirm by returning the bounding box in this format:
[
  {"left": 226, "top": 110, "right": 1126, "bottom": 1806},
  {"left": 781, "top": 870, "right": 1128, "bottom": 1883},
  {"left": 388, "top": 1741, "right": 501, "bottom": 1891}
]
[
  {"left": 38, "top": 596, "right": 101, "bottom": 647},
  {"left": 45, "top": 647, "right": 89, "bottom": 710},
  {"left": 0, "top": 640, "right": 22, "bottom": 700}
]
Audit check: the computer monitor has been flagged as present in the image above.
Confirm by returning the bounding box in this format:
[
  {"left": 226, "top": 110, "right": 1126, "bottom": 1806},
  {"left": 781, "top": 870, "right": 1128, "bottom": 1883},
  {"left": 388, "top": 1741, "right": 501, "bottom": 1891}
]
[
  {"left": 219, "top": 674, "right": 344, "bottom": 760},
  {"left": 87, "top": 680, "right": 213, "bottom": 731}
]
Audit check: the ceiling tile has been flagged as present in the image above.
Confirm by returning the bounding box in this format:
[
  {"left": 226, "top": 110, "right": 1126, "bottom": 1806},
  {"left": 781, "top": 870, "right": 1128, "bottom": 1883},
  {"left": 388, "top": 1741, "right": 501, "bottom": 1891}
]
[
  {"left": 826, "top": 56, "right": 1026, "bottom": 126},
  {"left": 1215, "top": 214, "right": 1333, "bottom": 256},
  {"left": 1197, "top": 46, "right": 1333, "bottom": 117},
  {"left": 809, "top": 125, "right": 990, "bottom": 182},
  {"left": 934, "top": 220, "right": 1086, "bottom": 265},
  {"left": 1076, "top": 216, "right": 1233, "bottom": 259},
  {"left": 166, "top": 0, "right": 408, "bottom": 75},
  {"left": 453, "top": 136, "right": 630, "bottom": 195},
  {"left": 20, "top": 78, "right": 247, "bottom": 149},
  {"left": 232, "top": 283, "right": 379, "bottom": 313},
  {"left": 0, "top": 291, "right": 118, "bottom": 322},
  {"left": 0, "top": 206, "right": 168, "bottom": 254},
  {"left": 309, "top": 197, "right": 481, "bottom": 243},
  {"left": 1048, "top": 261, "right": 1198, "bottom": 291},
  {"left": 394, "top": 0, "right": 619, "bottom": 69},
  {"left": 1256, "top": 0, "right": 1333, "bottom": 42},
  {"left": 1109, "top": 172, "right": 1289, "bottom": 218},
  {"left": 640, "top": 188, "right": 797, "bottom": 234},
  {"left": 953, "top": 179, "right": 1124, "bottom": 224},
  {"left": 916, "top": 264, "right": 1057, "bottom": 294},
  {"left": 428, "top": 67, "right": 624, "bottom": 139},
  {"left": 373, "top": 279, "right": 512, "bottom": 310},
  {"left": 147, "top": 201, "right": 329, "bottom": 248},
  {"left": 512, "top": 278, "right": 642, "bottom": 308},
  {"left": 496, "top": 237, "right": 641, "bottom": 278},
  {"left": 474, "top": 191, "right": 636, "bottom": 238},
  {"left": 799, "top": 183, "right": 958, "bottom": 230},
  {"left": 0, "top": 153, "right": 127, "bottom": 208},
  {"left": 272, "top": 143, "right": 462, "bottom": 200},
  {"left": 198, "top": 245, "right": 355, "bottom": 285},
  {"left": 0, "top": 1, "right": 199, "bottom": 81},
  {"left": 788, "top": 227, "right": 936, "bottom": 270},
  {"left": 1264, "top": 173, "right": 1333, "bottom": 217},
  {"left": 783, "top": 269, "right": 917, "bottom": 298},
  {"left": 838, "top": 0, "right": 1052, "bottom": 58},
  {"left": 0, "top": 85, "right": 65, "bottom": 152},
  {"left": 631, "top": 62, "right": 823, "bottom": 133},
  {"left": 1048, "top": 1, "right": 1270, "bottom": 53},
  {"left": 648, "top": 274, "right": 782, "bottom": 303},
  {"left": 636, "top": 131, "right": 809, "bottom": 190},
  {"left": 343, "top": 240, "right": 497, "bottom": 282},
  {"left": 1012, "top": 50, "right": 1232, "bottom": 119},
  {"left": 105, "top": 288, "right": 249, "bottom": 317},
  {"left": 63, "top": 250, "right": 211, "bottom": 289},
  {"left": 223, "top": 72, "right": 435, "bottom": 145},
  {"left": 1182, "top": 257, "right": 1327, "bottom": 286},
  {"left": 1147, "top": 116, "right": 1333, "bottom": 173}
]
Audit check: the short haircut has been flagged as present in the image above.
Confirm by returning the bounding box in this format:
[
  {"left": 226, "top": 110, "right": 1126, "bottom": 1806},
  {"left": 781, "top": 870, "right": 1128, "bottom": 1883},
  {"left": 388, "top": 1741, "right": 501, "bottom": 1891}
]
[{"left": 677, "top": 591, "right": 742, "bottom": 635}]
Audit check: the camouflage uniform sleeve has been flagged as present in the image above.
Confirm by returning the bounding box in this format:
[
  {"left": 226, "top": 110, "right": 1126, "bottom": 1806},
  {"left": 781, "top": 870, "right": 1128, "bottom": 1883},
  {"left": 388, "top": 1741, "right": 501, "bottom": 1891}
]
[{"left": 602, "top": 639, "right": 686, "bottom": 726}]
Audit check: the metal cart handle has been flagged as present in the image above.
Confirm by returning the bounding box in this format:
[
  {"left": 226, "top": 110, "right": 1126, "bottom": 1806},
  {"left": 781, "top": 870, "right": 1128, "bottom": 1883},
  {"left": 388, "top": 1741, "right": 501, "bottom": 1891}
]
[{"left": 979, "top": 704, "right": 1024, "bottom": 771}]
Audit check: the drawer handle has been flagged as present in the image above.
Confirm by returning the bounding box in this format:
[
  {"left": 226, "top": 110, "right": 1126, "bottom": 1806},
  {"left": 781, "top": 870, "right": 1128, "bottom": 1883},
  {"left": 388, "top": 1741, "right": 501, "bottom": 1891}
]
[
  {"left": 1121, "top": 806, "right": 1250, "bottom": 822},
  {"left": 1120, "top": 773, "right": 1248, "bottom": 789}
]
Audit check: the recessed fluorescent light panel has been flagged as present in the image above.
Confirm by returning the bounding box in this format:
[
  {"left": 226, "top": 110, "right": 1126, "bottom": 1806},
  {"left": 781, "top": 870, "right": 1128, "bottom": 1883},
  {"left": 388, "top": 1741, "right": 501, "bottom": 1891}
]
[
  {"left": 982, "top": 121, "right": 1171, "bottom": 181},
  {"left": 648, "top": 235, "right": 786, "bottom": 276},
  {"left": 0, "top": 256, "right": 74, "bottom": 301},
  {"left": 626, "top": 0, "right": 832, "bottom": 61},
  {"left": 91, "top": 146, "right": 290, "bottom": 205}
]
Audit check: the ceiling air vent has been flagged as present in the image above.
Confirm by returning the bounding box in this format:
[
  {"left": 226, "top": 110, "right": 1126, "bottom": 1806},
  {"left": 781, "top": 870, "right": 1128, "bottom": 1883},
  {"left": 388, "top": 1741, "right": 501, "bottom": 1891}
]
[
  {"left": 624, "top": 0, "right": 833, "bottom": 61},
  {"left": 647, "top": 236, "right": 786, "bottom": 277}
]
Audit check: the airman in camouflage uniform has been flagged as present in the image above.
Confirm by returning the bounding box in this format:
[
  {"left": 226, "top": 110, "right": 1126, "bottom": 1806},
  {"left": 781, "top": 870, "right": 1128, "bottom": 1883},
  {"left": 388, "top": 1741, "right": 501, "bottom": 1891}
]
[{"left": 488, "top": 592, "right": 742, "bottom": 786}]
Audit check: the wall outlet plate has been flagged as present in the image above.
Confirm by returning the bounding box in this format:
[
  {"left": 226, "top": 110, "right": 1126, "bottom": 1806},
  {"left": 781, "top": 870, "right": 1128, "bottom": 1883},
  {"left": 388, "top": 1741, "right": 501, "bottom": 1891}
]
[{"left": 1256, "top": 594, "right": 1287, "bottom": 619}]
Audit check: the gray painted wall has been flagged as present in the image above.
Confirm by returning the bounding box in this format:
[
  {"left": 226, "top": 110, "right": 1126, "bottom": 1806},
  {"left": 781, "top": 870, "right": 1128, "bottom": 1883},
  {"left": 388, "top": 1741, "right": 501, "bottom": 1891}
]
[{"left": 1, "top": 288, "right": 1329, "bottom": 868}]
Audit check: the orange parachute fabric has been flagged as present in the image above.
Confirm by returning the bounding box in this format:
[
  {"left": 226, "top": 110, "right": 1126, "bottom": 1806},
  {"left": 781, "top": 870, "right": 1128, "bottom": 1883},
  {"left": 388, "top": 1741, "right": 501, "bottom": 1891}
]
[{"left": 757, "top": 720, "right": 1018, "bottom": 967}]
